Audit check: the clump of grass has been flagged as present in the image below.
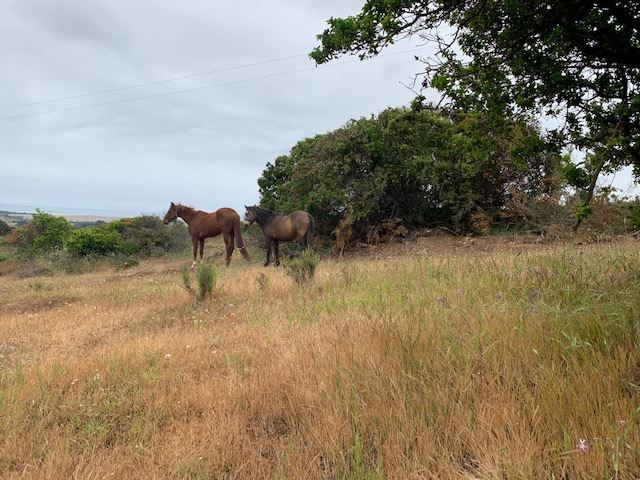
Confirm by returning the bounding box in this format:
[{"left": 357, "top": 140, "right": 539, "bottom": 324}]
[
  {"left": 255, "top": 271, "right": 269, "bottom": 291},
  {"left": 284, "top": 248, "right": 320, "bottom": 285},
  {"left": 181, "top": 262, "right": 217, "bottom": 301}
]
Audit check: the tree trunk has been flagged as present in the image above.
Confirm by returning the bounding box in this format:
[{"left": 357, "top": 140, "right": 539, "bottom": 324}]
[{"left": 573, "top": 155, "right": 606, "bottom": 232}]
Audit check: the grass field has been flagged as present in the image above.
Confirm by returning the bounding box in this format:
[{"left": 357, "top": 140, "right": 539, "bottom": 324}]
[{"left": 0, "top": 238, "right": 639, "bottom": 479}]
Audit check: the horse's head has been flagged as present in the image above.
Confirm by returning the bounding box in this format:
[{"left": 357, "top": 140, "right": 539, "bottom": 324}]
[
  {"left": 244, "top": 205, "right": 258, "bottom": 225},
  {"left": 163, "top": 202, "right": 179, "bottom": 224}
]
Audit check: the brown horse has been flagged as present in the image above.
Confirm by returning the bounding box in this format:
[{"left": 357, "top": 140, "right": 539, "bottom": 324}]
[
  {"left": 163, "top": 202, "right": 250, "bottom": 267},
  {"left": 244, "top": 205, "right": 314, "bottom": 266}
]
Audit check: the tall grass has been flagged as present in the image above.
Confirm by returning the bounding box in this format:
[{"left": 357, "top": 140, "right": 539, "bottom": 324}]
[
  {"left": 285, "top": 248, "right": 320, "bottom": 285},
  {"left": 0, "top": 241, "right": 638, "bottom": 478},
  {"left": 180, "top": 262, "right": 217, "bottom": 302}
]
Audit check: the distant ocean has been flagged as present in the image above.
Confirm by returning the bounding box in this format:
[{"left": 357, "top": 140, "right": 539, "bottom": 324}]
[{"left": 0, "top": 203, "right": 156, "bottom": 218}]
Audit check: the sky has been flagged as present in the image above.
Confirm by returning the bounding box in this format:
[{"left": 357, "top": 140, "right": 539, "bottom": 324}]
[{"left": 1, "top": 0, "right": 637, "bottom": 218}]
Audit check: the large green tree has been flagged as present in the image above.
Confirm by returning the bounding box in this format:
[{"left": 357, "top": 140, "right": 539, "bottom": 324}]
[
  {"left": 258, "top": 102, "right": 559, "bottom": 241},
  {"left": 311, "top": 0, "right": 640, "bottom": 226}
]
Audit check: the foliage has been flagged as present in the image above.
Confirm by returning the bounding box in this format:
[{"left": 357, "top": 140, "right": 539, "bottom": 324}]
[
  {"left": 4, "top": 212, "right": 189, "bottom": 263},
  {"left": 258, "top": 102, "right": 559, "bottom": 241},
  {"left": 312, "top": 0, "right": 640, "bottom": 229},
  {"left": 31, "top": 210, "right": 73, "bottom": 253},
  {"left": 181, "top": 265, "right": 193, "bottom": 292},
  {"left": 196, "top": 263, "right": 217, "bottom": 301},
  {"left": 0, "top": 219, "right": 11, "bottom": 236},
  {"left": 109, "top": 215, "right": 189, "bottom": 256},
  {"left": 285, "top": 248, "right": 321, "bottom": 285},
  {"left": 4, "top": 224, "right": 36, "bottom": 252},
  {"left": 628, "top": 199, "right": 640, "bottom": 231},
  {"left": 311, "top": 0, "right": 640, "bottom": 178},
  {"left": 4, "top": 211, "right": 72, "bottom": 256},
  {"left": 181, "top": 263, "right": 217, "bottom": 302},
  {"left": 66, "top": 227, "right": 124, "bottom": 257},
  {"left": 560, "top": 156, "right": 591, "bottom": 191}
]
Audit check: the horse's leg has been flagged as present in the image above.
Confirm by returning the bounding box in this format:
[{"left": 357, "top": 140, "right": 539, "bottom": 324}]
[
  {"left": 190, "top": 236, "right": 198, "bottom": 268},
  {"left": 264, "top": 239, "right": 271, "bottom": 267},
  {"left": 223, "top": 232, "right": 233, "bottom": 267},
  {"left": 274, "top": 241, "right": 280, "bottom": 266},
  {"left": 228, "top": 230, "right": 235, "bottom": 266},
  {"left": 199, "top": 238, "right": 205, "bottom": 262}
]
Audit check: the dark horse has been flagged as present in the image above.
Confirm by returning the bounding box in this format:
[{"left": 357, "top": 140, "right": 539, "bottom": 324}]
[
  {"left": 244, "top": 205, "right": 314, "bottom": 266},
  {"left": 163, "top": 202, "right": 250, "bottom": 267}
]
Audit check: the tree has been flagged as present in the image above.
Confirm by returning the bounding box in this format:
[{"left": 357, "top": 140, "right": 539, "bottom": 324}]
[
  {"left": 258, "top": 102, "right": 559, "bottom": 242},
  {"left": 311, "top": 0, "right": 640, "bottom": 225},
  {"left": 31, "top": 210, "right": 73, "bottom": 252}
]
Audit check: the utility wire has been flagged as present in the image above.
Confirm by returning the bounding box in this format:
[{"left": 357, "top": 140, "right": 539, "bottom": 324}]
[
  {"left": 0, "top": 53, "right": 308, "bottom": 110},
  {"left": 0, "top": 47, "right": 425, "bottom": 122}
]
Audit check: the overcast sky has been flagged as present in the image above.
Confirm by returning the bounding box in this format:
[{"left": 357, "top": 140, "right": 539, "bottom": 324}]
[{"left": 1, "top": 0, "right": 637, "bottom": 217}]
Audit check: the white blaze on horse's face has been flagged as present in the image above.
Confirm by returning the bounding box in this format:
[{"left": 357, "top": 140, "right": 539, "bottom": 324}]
[{"left": 244, "top": 206, "right": 257, "bottom": 225}]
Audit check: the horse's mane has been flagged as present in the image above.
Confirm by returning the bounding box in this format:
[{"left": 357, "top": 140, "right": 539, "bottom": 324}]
[
  {"left": 177, "top": 204, "right": 206, "bottom": 214},
  {"left": 253, "top": 206, "right": 278, "bottom": 222}
]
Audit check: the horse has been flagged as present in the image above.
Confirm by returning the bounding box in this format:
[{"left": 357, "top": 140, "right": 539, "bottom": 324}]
[
  {"left": 244, "top": 205, "right": 314, "bottom": 266},
  {"left": 163, "top": 202, "right": 250, "bottom": 267}
]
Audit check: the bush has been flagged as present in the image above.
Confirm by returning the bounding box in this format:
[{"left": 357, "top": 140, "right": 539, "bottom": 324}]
[
  {"left": 4, "top": 224, "right": 37, "bottom": 250},
  {"left": 628, "top": 199, "right": 640, "bottom": 231},
  {"left": 258, "top": 102, "right": 560, "bottom": 243},
  {"left": 66, "top": 227, "right": 124, "bottom": 257},
  {"left": 31, "top": 210, "right": 73, "bottom": 252},
  {"left": 110, "top": 216, "right": 189, "bottom": 256},
  {"left": 0, "top": 219, "right": 11, "bottom": 236},
  {"left": 181, "top": 263, "right": 218, "bottom": 302},
  {"left": 285, "top": 249, "right": 320, "bottom": 285}
]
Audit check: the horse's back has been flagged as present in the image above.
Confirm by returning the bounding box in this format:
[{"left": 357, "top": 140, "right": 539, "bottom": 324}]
[
  {"left": 289, "top": 211, "right": 312, "bottom": 235},
  {"left": 192, "top": 208, "right": 239, "bottom": 237},
  {"left": 215, "top": 207, "right": 240, "bottom": 220}
]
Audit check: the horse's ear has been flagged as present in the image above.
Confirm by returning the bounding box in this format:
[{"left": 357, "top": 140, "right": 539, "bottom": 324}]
[{"left": 171, "top": 201, "right": 175, "bottom": 206}]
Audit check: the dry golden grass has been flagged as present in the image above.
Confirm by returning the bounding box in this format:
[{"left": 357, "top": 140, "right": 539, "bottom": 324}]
[{"left": 1, "top": 238, "right": 639, "bottom": 479}]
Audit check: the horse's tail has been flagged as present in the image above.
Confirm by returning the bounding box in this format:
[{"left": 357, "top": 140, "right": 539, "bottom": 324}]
[
  {"left": 233, "top": 214, "right": 251, "bottom": 261},
  {"left": 305, "top": 213, "right": 315, "bottom": 248}
]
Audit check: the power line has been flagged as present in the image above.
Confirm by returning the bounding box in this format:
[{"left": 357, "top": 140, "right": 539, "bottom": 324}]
[
  {"left": 0, "top": 53, "right": 308, "bottom": 110},
  {"left": 0, "top": 47, "right": 425, "bottom": 122}
]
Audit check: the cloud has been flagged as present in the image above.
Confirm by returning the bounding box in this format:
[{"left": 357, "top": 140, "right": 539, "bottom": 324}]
[
  {"left": 12, "top": 0, "right": 132, "bottom": 52},
  {"left": 3, "top": 1, "right": 633, "bottom": 217}
]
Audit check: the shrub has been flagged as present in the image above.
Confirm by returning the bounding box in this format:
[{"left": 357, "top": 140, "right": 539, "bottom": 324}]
[
  {"left": 285, "top": 249, "right": 320, "bottom": 285},
  {"left": 628, "top": 199, "right": 640, "bottom": 231},
  {"left": 111, "top": 216, "right": 189, "bottom": 256},
  {"left": 66, "top": 227, "right": 124, "bottom": 257},
  {"left": 0, "top": 219, "right": 11, "bottom": 236},
  {"left": 258, "top": 103, "right": 560, "bottom": 243},
  {"left": 31, "top": 210, "right": 73, "bottom": 252},
  {"left": 181, "top": 263, "right": 217, "bottom": 302},
  {"left": 196, "top": 263, "right": 217, "bottom": 301},
  {"left": 4, "top": 223, "right": 36, "bottom": 257}
]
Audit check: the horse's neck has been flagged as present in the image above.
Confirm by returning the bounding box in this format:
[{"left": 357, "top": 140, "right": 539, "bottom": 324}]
[
  {"left": 256, "top": 210, "right": 277, "bottom": 226},
  {"left": 178, "top": 207, "right": 198, "bottom": 224}
]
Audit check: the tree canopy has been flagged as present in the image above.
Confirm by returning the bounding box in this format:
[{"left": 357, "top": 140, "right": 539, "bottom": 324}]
[
  {"left": 258, "top": 102, "right": 559, "bottom": 241},
  {"left": 311, "top": 0, "right": 640, "bottom": 186}
]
